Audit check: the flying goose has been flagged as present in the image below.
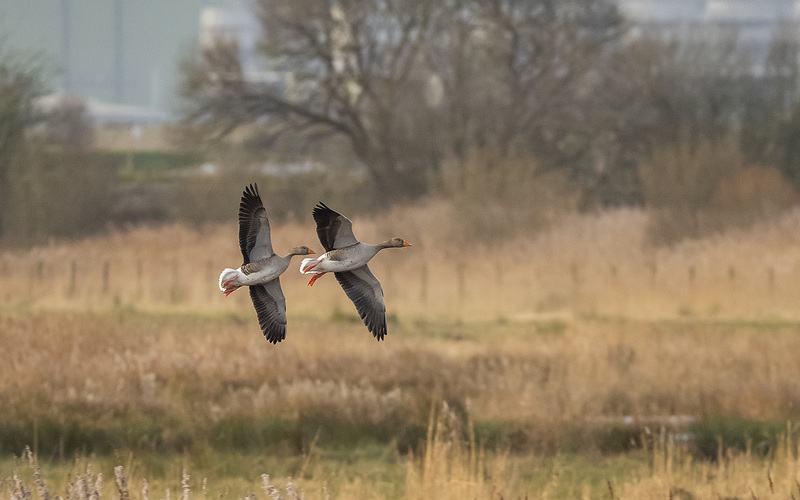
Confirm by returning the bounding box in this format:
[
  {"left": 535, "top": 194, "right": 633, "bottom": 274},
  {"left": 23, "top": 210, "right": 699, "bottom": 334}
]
[
  {"left": 219, "top": 184, "right": 314, "bottom": 343},
  {"left": 299, "top": 202, "right": 411, "bottom": 340}
]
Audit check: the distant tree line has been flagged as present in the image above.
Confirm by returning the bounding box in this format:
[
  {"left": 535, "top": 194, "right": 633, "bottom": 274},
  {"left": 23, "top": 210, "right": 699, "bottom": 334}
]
[
  {"left": 181, "top": 0, "right": 800, "bottom": 211},
  {"left": 0, "top": 44, "right": 111, "bottom": 246},
  {"left": 6, "top": 0, "right": 800, "bottom": 245}
]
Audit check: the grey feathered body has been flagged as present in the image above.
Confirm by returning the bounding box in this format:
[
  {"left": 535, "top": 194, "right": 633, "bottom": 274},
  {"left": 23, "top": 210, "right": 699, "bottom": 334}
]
[
  {"left": 310, "top": 243, "right": 381, "bottom": 273},
  {"left": 240, "top": 255, "right": 292, "bottom": 284}
]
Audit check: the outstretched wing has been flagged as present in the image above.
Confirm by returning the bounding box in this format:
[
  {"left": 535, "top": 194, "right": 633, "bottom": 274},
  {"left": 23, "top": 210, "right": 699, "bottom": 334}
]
[
  {"left": 335, "top": 265, "right": 387, "bottom": 340},
  {"left": 239, "top": 184, "right": 274, "bottom": 264},
  {"left": 313, "top": 202, "right": 358, "bottom": 251},
  {"left": 248, "top": 280, "right": 287, "bottom": 344}
]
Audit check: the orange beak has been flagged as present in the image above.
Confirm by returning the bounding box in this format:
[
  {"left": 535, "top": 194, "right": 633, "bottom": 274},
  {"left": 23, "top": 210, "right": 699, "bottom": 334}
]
[
  {"left": 308, "top": 249, "right": 315, "bottom": 253},
  {"left": 402, "top": 240, "right": 412, "bottom": 247}
]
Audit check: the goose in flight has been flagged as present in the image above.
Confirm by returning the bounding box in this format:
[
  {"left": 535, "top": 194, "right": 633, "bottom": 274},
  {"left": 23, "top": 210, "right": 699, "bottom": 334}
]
[
  {"left": 219, "top": 184, "right": 314, "bottom": 344},
  {"left": 300, "top": 202, "right": 411, "bottom": 340}
]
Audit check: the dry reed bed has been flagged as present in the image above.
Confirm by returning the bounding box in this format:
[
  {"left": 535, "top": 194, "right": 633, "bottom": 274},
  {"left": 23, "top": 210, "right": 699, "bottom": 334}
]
[
  {"left": 3, "top": 306, "right": 800, "bottom": 439},
  {"left": 3, "top": 202, "right": 800, "bottom": 321}
]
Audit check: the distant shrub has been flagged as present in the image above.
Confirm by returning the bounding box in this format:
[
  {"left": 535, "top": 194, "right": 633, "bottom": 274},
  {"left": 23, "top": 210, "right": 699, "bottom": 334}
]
[
  {"left": 1, "top": 98, "right": 114, "bottom": 247},
  {"left": 641, "top": 140, "right": 800, "bottom": 245},
  {"left": 689, "top": 416, "right": 795, "bottom": 460},
  {"left": 439, "top": 148, "right": 580, "bottom": 243}
]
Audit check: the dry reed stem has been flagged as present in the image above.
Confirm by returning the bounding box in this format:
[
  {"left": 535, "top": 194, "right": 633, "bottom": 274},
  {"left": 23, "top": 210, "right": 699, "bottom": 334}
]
[
  {"left": 113, "top": 467, "right": 129, "bottom": 500},
  {"left": 25, "top": 446, "right": 52, "bottom": 500},
  {"left": 180, "top": 470, "right": 189, "bottom": 500}
]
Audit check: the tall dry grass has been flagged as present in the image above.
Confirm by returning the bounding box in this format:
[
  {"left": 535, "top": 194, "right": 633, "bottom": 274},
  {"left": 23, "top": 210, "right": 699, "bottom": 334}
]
[
  {"left": 4, "top": 204, "right": 800, "bottom": 436},
  {"left": 4, "top": 199, "right": 800, "bottom": 322},
  {"left": 4, "top": 303, "right": 800, "bottom": 454}
]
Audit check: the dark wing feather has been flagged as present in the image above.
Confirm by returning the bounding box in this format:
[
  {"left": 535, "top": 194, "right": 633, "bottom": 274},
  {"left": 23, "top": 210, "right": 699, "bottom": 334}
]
[
  {"left": 239, "top": 184, "right": 274, "bottom": 264},
  {"left": 312, "top": 202, "right": 358, "bottom": 251},
  {"left": 248, "top": 280, "right": 287, "bottom": 344},
  {"left": 335, "top": 265, "right": 387, "bottom": 340}
]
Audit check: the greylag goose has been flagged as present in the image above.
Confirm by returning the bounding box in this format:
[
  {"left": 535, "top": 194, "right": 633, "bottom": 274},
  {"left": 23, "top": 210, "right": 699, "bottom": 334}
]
[
  {"left": 300, "top": 202, "right": 411, "bottom": 340},
  {"left": 219, "top": 184, "right": 314, "bottom": 344}
]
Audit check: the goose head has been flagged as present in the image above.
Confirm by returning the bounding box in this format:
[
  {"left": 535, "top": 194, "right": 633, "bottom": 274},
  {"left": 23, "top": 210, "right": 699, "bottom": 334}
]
[
  {"left": 289, "top": 246, "right": 316, "bottom": 256},
  {"left": 380, "top": 238, "right": 412, "bottom": 248}
]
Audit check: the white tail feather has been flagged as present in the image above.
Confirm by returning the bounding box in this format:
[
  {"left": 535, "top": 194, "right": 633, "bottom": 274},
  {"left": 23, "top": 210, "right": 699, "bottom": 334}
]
[
  {"left": 219, "top": 268, "right": 240, "bottom": 291},
  {"left": 300, "top": 256, "right": 323, "bottom": 274}
]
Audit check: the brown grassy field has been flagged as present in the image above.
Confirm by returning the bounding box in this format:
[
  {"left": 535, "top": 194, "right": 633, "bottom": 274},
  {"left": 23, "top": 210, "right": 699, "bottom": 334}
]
[
  {"left": 4, "top": 200, "right": 800, "bottom": 322},
  {"left": 4, "top": 202, "right": 800, "bottom": 498}
]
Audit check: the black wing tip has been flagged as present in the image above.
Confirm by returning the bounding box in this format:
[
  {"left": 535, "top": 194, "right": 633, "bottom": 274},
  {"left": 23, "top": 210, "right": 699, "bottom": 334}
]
[
  {"left": 241, "top": 183, "right": 264, "bottom": 209},
  {"left": 362, "top": 312, "right": 387, "bottom": 341},
  {"left": 262, "top": 323, "right": 286, "bottom": 344},
  {"left": 315, "top": 201, "right": 344, "bottom": 216},
  {"left": 265, "top": 330, "right": 285, "bottom": 344},
  {"left": 244, "top": 183, "right": 260, "bottom": 197},
  {"left": 371, "top": 324, "right": 387, "bottom": 340},
  {"left": 312, "top": 201, "right": 333, "bottom": 216}
]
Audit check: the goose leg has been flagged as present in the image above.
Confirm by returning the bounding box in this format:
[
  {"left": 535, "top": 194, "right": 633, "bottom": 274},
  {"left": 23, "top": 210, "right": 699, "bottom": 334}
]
[
  {"left": 308, "top": 272, "right": 327, "bottom": 286},
  {"left": 303, "top": 259, "right": 322, "bottom": 273}
]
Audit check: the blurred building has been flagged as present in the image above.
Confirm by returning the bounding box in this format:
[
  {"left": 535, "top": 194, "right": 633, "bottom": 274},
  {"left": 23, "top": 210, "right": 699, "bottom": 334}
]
[
  {"left": 618, "top": 0, "right": 798, "bottom": 22},
  {"left": 618, "top": 0, "right": 799, "bottom": 37},
  {"left": 199, "top": 0, "right": 285, "bottom": 89},
  {"left": 617, "top": 0, "right": 800, "bottom": 72},
  {"left": 35, "top": 92, "right": 172, "bottom": 150}
]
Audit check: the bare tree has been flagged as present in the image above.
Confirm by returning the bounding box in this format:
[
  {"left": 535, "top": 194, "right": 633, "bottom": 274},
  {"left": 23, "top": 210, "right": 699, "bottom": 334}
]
[
  {"left": 181, "top": 0, "right": 633, "bottom": 204},
  {"left": 740, "top": 21, "right": 800, "bottom": 188},
  {"left": 426, "top": 0, "right": 629, "bottom": 206},
  {"left": 480, "top": 0, "right": 624, "bottom": 158},
  {"left": 585, "top": 25, "right": 753, "bottom": 208},
  {"left": 182, "top": 0, "right": 441, "bottom": 200}
]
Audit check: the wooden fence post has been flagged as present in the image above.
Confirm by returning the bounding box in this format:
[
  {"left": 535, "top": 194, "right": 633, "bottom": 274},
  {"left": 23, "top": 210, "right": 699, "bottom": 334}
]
[
  {"left": 170, "top": 258, "right": 180, "bottom": 304},
  {"left": 496, "top": 262, "right": 504, "bottom": 318},
  {"left": 67, "top": 260, "right": 77, "bottom": 298},
  {"left": 419, "top": 261, "right": 428, "bottom": 307},
  {"left": 456, "top": 261, "right": 466, "bottom": 322},
  {"left": 102, "top": 261, "right": 110, "bottom": 295},
  {"left": 136, "top": 259, "right": 143, "bottom": 300},
  {"left": 570, "top": 262, "right": 581, "bottom": 310}
]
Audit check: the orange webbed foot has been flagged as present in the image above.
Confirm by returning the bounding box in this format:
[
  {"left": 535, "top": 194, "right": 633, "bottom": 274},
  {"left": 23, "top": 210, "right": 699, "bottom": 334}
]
[{"left": 308, "top": 273, "right": 327, "bottom": 286}]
